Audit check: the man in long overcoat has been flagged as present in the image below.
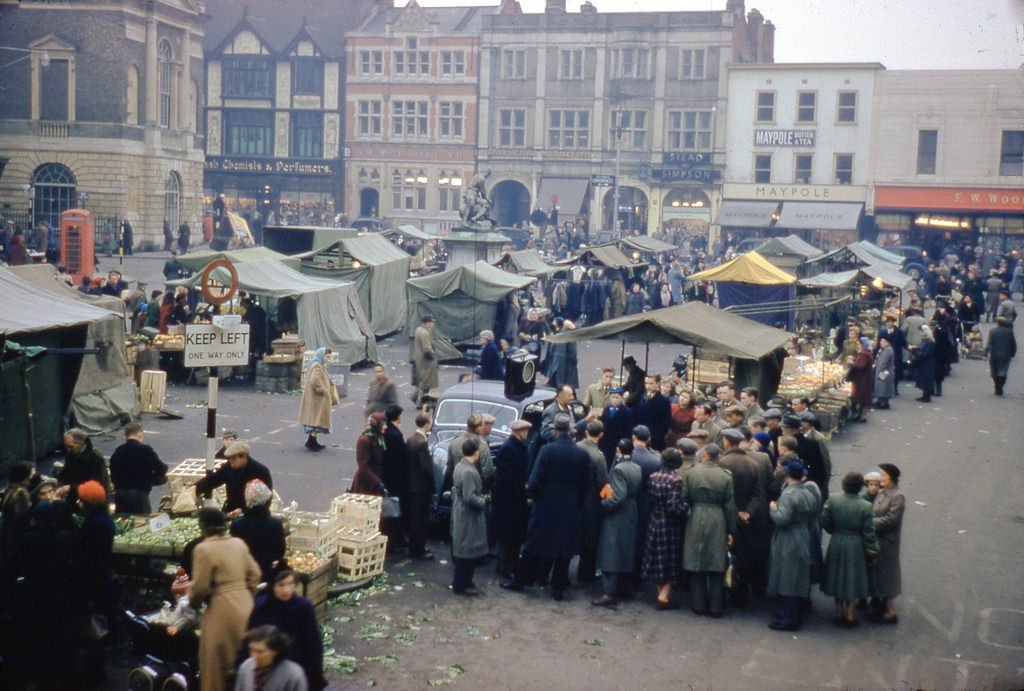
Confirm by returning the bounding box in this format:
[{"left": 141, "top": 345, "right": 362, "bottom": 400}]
[
  {"left": 717, "top": 429, "right": 766, "bottom": 607},
  {"left": 492, "top": 420, "right": 532, "bottom": 577},
  {"left": 592, "top": 438, "right": 642, "bottom": 606},
  {"left": 984, "top": 315, "right": 1017, "bottom": 395},
  {"left": 576, "top": 421, "right": 608, "bottom": 583},
  {"left": 411, "top": 316, "right": 438, "bottom": 405},
  {"left": 766, "top": 460, "right": 821, "bottom": 631},
  {"left": 681, "top": 444, "right": 736, "bottom": 618},
  {"left": 501, "top": 414, "right": 590, "bottom": 600}
]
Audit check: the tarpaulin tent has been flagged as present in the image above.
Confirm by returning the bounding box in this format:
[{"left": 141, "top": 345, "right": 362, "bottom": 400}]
[
  {"left": 406, "top": 261, "right": 535, "bottom": 347},
  {"left": 177, "top": 246, "right": 300, "bottom": 272},
  {"left": 172, "top": 259, "right": 378, "bottom": 365},
  {"left": 494, "top": 249, "right": 559, "bottom": 278},
  {"left": 620, "top": 236, "right": 677, "bottom": 255},
  {"left": 0, "top": 267, "right": 136, "bottom": 471},
  {"left": 797, "top": 263, "right": 916, "bottom": 291},
  {"left": 563, "top": 244, "right": 642, "bottom": 270},
  {"left": 545, "top": 301, "right": 790, "bottom": 398},
  {"left": 9, "top": 265, "right": 140, "bottom": 434},
  {"left": 295, "top": 234, "right": 412, "bottom": 336},
  {"left": 801, "top": 240, "right": 904, "bottom": 277},
  {"left": 689, "top": 252, "right": 797, "bottom": 327},
  {"left": 755, "top": 234, "right": 823, "bottom": 273}
]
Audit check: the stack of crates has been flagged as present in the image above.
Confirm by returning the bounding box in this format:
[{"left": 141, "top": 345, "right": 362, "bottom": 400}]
[
  {"left": 330, "top": 494, "right": 387, "bottom": 582},
  {"left": 167, "top": 458, "right": 225, "bottom": 508},
  {"left": 285, "top": 511, "right": 343, "bottom": 556}
]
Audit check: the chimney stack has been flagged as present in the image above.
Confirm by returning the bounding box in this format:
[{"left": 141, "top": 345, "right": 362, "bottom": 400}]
[{"left": 545, "top": 0, "right": 566, "bottom": 14}]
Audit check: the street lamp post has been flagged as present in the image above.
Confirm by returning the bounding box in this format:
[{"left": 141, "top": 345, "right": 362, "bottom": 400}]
[{"left": 611, "top": 111, "right": 623, "bottom": 237}]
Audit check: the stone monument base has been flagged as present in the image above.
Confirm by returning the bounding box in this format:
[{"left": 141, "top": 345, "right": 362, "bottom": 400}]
[{"left": 444, "top": 227, "right": 510, "bottom": 268}]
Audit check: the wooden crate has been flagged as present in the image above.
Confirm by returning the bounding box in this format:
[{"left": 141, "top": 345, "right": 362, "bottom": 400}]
[
  {"left": 167, "top": 458, "right": 226, "bottom": 507},
  {"left": 139, "top": 370, "right": 166, "bottom": 413},
  {"left": 291, "top": 552, "right": 338, "bottom": 623},
  {"left": 330, "top": 494, "right": 382, "bottom": 537},
  {"left": 337, "top": 530, "right": 387, "bottom": 582},
  {"left": 286, "top": 511, "right": 342, "bottom": 557}
]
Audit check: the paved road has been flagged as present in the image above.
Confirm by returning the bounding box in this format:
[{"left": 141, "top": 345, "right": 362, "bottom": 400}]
[{"left": 87, "top": 252, "right": 1024, "bottom": 688}]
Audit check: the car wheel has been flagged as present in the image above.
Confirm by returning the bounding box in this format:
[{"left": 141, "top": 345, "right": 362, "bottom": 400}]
[{"left": 905, "top": 263, "right": 925, "bottom": 280}]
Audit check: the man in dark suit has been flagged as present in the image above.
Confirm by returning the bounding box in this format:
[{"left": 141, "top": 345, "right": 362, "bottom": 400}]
[
  {"left": 405, "top": 411, "right": 435, "bottom": 561},
  {"left": 598, "top": 387, "right": 633, "bottom": 468},
  {"left": 875, "top": 314, "right": 906, "bottom": 393},
  {"left": 633, "top": 374, "right": 671, "bottom": 451},
  {"left": 779, "top": 415, "right": 830, "bottom": 500}
]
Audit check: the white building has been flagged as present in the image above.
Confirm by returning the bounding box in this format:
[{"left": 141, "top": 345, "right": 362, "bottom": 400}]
[{"left": 720, "top": 62, "right": 883, "bottom": 250}]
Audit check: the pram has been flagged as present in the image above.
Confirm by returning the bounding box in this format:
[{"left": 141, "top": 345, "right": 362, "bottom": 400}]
[
  {"left": 957, "top": 320, "right": 985, "bottom": 359},
  {"left": 124, "top": 606, "right": 199, "bottom": 691}
]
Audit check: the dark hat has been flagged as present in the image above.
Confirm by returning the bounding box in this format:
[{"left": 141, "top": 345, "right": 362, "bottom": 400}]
[
  {"left": 763, "top": 408, "right": 783, "bottom": 420},
  {"left": 702, "top": 443, "right": 722, "bottom": 459},
  {"left": 676, "top": 438, "right": 699, "bottom": 456},
  {"left": 622, "top": 355, "right": 636, "bottom": 366},
  {"left": 785, "top": 459, "right": 806, "bottom": 479},
  {"left": 753, "top": 431, "right": 772, "bottom": 447},
  {"left": 609, "top": 386, "right": 625, "bottom": 395},
  {"left": 877, "top": 463, "right": 901, "bottom": 483},
  {"left": 553, "top": 413, "right": 572, "bottom": 432},
  {"left": 781, "top": 415, "right": 802, "bottom": 429},
  {"left": 631, "top": 424, "right": 651, "bottom": 441},
  {"left": 720, "top": 428, "right": 744, "bottom": 443},
  {"left": 421, "top": 315, "right": 435, "bottom": 323},
  {"left": 797, "top": 410, "right": 818, "bottom": 425}
]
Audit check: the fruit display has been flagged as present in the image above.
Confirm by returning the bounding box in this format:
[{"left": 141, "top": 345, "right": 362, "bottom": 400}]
[
  {"left": 776, "top": 357, "right": 848, "bottom": 398},
  {"left": 286, "top": 550, "right": 332, "bottom": 574}
]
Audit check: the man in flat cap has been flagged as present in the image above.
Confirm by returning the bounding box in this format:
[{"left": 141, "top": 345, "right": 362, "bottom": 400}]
[
  {"left": 718, "top": 427, "right": 767, "bottom": 607},
  {"left": 681, "top": 443, "right": 735, "bottom": 618},
  {"left": 196, "top": 441, "right": 273, "bottom": 518},
  {"left": 984, "top": 315, "right": 1016, "bottom": 395},
  {"left": 798, "top": 410, "right": 831, "bottom": 474},
  {"left": 675, "top": 438, "right": 699, "bottom": 477},
  {"left": 577, "top": 420, "right": 609, "bottom": 583},
  {"left": 492, "top": 418, "right": 533, "bottom": 577}
]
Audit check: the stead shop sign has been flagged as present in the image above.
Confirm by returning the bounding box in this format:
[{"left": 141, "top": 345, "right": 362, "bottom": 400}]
[{"left": 184, "top": 323, "right": 251, "bottom": 368}]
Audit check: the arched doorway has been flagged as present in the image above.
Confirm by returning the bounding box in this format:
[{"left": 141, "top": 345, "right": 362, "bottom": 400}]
[
  {"left": 490, "top": 180, "right": 530, "bottom": 227},
  {"left": 164, "top": 172, "right": 181, "bottom": 231},
  {"left": 661, "top": 187, "right": 711, "bottom": 244},
  {"left": 602, "top": 187, "right": 648, "bottom": 233},
  {"left": 32, "top": 162, "right": 76, "bottom": 229},
  {"left": 359, "top": 188, "right": 379, "bottom": 217}
]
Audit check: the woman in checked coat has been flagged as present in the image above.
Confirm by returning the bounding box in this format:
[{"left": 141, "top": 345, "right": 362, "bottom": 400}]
[{"left": 641, "top": 448, "right": 688, "bottom": 609}]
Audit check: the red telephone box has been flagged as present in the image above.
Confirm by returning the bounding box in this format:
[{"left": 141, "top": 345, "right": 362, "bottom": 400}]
[{"left": 60, "top": 208, "right": 95, "bottom": 283}]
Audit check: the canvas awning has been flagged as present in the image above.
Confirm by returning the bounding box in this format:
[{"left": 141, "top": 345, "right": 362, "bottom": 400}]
[
  {"left": 177, "top": 246, "right": 299, "bottom": 271},
  {"left": 620, "top": 236, "right": 677, "bottom": 254},
  {"left": 798, "top": 263, "right": 915, "bottom": 291},
  {"left": 777, "top": 202, "right": 863, "bottom": 231},
  {"left": 0, "top": 266, "right": 119, "bottom": 334},
  {"left": 395, "top": 224, "right": 437, "bottom": 241},
  {"left": 496, "top": 249, "right": 559, "bottom": 277},
  {"left": 546, "top": 301, "right": 792, "bottom": 361},
  {"left": 566, "top": 244, "right": 640, "bottom": 270},
  {"left": 689, "top": 251, "right": 796, "bottom": 285},
  {"left": 755, "top": 234, "right": 823, "bottom": 259},
  {"left": 537, "top": 177, "right": 590, "bottom": 215},
  {"left": 805, "top": 240, "right": 905, "bottom": 269},
  {"left": 715, "top": 200, "right": 779, "bottom": 228},
  {"left": 172, "top": 259, "right": 378, "bottom": 364}
]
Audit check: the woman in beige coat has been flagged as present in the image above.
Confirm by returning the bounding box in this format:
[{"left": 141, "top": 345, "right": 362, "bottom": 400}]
[
  {"left": 299, "top": 347, "right": 338, "bottom": 451},
  {"left": 189, "top": 508, "right": 261, "bottom": 691}
]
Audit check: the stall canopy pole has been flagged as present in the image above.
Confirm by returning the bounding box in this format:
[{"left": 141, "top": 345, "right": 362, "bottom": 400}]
[
  {"left": 204, "top": 366, "right": 219, "bottom": 507},
  {"left": 644, "top": 342, "right": 650, "bottom": 373},
  {"left": 619, "top": 339, "right": 625, "bottom": 383}
]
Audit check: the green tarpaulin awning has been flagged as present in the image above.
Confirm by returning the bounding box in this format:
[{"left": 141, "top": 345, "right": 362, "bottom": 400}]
[
  {"left": 545, "top": 301, "right": 791, "bottom": 361},
  {"left": 620, "top": 236, "right": 678, "bottom": 254},
  {"left": 755, "top": 234, "right": 824, "bottom": 259},
  {"left": 496, "top": 250, "right": 559, "bottom": 277},
  {"left": 564, "top": 244, "right": 640, "bottom": 270},
  {"left": 177, "top": 246, "right": 299, "bottom": 271}
]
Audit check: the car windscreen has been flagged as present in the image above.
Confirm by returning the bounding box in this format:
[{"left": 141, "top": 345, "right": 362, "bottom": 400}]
[{"left": 435, "top": 398, "right": 519, "bottom": 435}]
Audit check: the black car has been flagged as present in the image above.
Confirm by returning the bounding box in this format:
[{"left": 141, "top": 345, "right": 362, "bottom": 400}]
[
  {"left": 886, "top": 245, "right": 928, "bottom": 279},
  {"left": 494, "top": 226, "right": 533, "bottom": 251},
  {"left": 351, "top": 217, "right": 391, "bottom": 233}
]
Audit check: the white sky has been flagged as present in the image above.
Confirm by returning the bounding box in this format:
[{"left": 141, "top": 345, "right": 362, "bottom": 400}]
[{"left": 412, "top": 0, "right": 1024, "bottom": 70}]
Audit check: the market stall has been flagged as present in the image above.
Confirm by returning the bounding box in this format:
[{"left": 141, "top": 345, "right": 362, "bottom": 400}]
[
  {"left": 688, "top": 251, "right": 797, "bottom": 328},
  {"left": 754, "top": 233, "right": 824, "bottom": 273}
]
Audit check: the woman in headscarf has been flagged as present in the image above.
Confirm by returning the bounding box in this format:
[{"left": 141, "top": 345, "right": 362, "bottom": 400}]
[
  {"left": 298, "top": 347, "right": 338, "bottom": 451},
  {"left": 870, "top": 463, "right": 905, "bottom": 624},
  {"left": 845, "top": 336, "right": 874, "bottom": 422},
  {"left": 350, "top": 412, "right": 387, "bottom": 495},
  {"left": 229, "top": 479, "right": 286, "bottom": 583},
  {"left": 909, "top": 324, "right": 936, "bottom": 402}
]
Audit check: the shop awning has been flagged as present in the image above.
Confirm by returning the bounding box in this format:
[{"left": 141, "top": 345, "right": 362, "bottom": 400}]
[
  {"left": 714, "top": 200, "right": 779, "bottom": 228},
  {"left": 777, "top": 202, "right": 863, "bottom": 231},
  {"left": 537, "top": 177, "right": 590, "bottom": 216}
]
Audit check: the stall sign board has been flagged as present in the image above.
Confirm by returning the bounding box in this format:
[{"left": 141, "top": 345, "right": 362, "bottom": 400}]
[{"left": 184, "top": 324, "right": 251, "bottom": 368}]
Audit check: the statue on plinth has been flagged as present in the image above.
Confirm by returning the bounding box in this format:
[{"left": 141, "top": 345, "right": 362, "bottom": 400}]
[{"left": 459, "top": 168, "right": 496, "bottom": 230}]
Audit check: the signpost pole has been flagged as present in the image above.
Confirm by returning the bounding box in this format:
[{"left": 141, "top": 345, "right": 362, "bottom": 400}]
[{"left": 204, "top": 366, "right": 219, "bottom": 506}]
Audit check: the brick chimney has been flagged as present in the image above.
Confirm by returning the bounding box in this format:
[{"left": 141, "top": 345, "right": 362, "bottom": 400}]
[{"left": 545, "top": 0, "right": 566, "bottom": 13}]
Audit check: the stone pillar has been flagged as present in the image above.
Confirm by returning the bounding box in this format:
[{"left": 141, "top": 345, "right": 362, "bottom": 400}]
[
  {"left": 145, "top": 18, "right": 158, "bottom": 125},
  {"left": 179, "top": 31, "right": 192, "bottom": 131}
]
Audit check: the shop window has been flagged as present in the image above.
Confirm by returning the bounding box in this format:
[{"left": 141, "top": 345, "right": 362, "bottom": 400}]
[
  {"left": 502, "top": 49, "right": 526, "bottom": 79},
  {"left": 834, "top": 153, "right": 853, "bottom": 184},
  {"left": 224, "top": 110, "right": 273, "bottom": 156},
  {"left": 796, "top": 91, "right": 816, "bottom": 123},
  {"left": 667, "top": 110, "right": 711, "bottom": 151},
  {"left": 999, "top": 130, "right": 1023, "bottom": 176},
  {"left": 794, "top": 154, "right": 812, "bottom": 184},
  {"left": 917, "top": 130, "right": 937, "bottom": 175},
  {"left": 559, "top": 49, "right": 583, "bottom": 80},
  {"left": 499, "top": 108, "right": 526, "bottom": 147},
  {"left": 680, "top": 49, "right": 705, "bottom": 80},
  {"left": 836, "top": 91, "right": 857, "bottom": 123},
  {"left": 291, "top": 112, "right": 322, "bottom": 158},
  {"left": 293, "top": 60, "right": 322, "bottom": 96},
  {"left": 357, "top": 100, "right": 383, "bottom": 137},
  {"left": 32, "top": 162, "right": 76, "bottom": 230},
  {"left": 158, "top": 41, "right": 174, "bottom": 128},
  {"left": 754, "top": 154, "right": 771, "bottom": 183},
  {"left": 548, "top": 109, "right": 590, "bottom": 149},
  {"left": 611, "top": 110, "right": 647, "bottom": 150},
  {"left": 756, "top": 91, "right": 775, "bottom": 123},
  {"left": 164, "top": 172, "right": 181, "bottom": 231},
  {"left": 441, "top": 50, "right": 466, "bottom": 77},
  {"left": 222, "top": 57, "right": 274, "bottom": 98},
  {"left": 439, "top": 102, "right": 463, "bottom": 139},
  {"left": 359, "top": 51, "right": 383, "bottom": 76}
]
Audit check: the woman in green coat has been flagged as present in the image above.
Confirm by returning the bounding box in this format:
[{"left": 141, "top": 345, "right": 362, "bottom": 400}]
[
  {"left": 820, "top": 472, "right": 879, "bottom": 627},
  {"left": 766, "top": 459, "right": 821, "bottom": 631}
]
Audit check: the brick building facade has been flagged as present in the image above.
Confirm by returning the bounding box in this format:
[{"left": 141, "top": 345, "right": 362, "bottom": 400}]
[{"left": 0, "top": 0, "right": 206, "bottom": 249}]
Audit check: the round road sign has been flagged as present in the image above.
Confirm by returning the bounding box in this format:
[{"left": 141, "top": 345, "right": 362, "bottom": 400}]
[{"left": 199, "top": 259, "right": 239, "bottom": 306}]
